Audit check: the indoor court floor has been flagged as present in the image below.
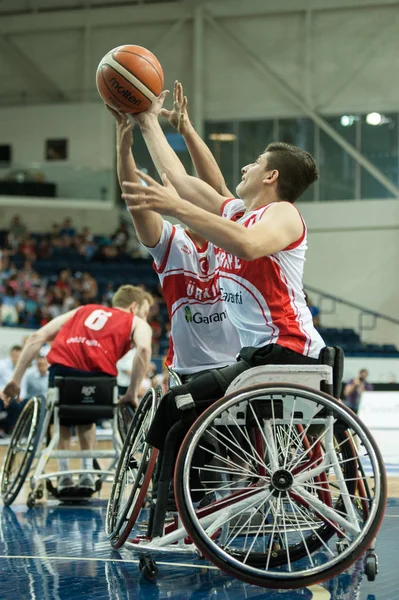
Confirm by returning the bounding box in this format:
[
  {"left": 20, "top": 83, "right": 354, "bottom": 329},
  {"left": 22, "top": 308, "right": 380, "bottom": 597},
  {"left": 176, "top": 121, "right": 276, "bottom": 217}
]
[{"left": 0, "top": 442, "right": 398, "bottom": 600}]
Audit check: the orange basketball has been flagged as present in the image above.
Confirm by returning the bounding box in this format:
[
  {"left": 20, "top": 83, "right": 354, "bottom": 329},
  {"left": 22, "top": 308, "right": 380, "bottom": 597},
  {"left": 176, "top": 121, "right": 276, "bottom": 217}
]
[{"left": 96, "top": 45, "right": 164, "bottom": 114}]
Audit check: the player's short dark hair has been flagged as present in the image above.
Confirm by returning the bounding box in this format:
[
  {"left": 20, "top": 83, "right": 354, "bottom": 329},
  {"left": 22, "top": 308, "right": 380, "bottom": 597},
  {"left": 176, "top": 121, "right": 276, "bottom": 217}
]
[
  {"left": 264, "top": 142, "right": 319, "bottom": 203},
  {"left": 10, "top": 345, "right": 22, "bottom": 352}
]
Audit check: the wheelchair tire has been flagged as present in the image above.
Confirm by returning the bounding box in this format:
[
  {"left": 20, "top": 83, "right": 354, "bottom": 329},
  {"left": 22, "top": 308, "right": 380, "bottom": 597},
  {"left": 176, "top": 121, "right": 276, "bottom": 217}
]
[
  {"left": 175, "top": 383, "right": 387, "bottom": 589},
  {"left": 1, "top": 396, "right": 46, "bottom": 506},
  {"left": 106, "top": 387, "right": 160, "bottom": 548}
]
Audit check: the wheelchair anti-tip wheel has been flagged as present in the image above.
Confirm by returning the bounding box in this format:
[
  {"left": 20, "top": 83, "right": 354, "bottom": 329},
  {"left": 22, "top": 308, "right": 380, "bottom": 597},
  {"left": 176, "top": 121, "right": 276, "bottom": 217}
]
[
  {"left": 106, "top": 387, "right": 160, "bottom": 548},
  {"left": 1, "top": 396, "right": 46, "bottom": 506},
  {"left": 175, "top": 383, "right": 387, "bottom": 589}
]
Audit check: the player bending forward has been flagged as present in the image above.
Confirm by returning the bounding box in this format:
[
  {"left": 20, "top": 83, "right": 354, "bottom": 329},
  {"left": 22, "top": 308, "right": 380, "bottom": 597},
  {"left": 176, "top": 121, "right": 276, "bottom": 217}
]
[{"left": 1, "top": 285, "right": 152, "bottom": 492}]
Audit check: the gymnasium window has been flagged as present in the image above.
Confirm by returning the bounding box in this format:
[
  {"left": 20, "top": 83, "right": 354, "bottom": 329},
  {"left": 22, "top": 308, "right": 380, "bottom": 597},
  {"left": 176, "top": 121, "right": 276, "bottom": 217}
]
[
  {"left": 0, "top": 144, "right": 12, "bottom": 166},
  {"left": 46, "top": 139, "right": 68, "bottom": 161}
]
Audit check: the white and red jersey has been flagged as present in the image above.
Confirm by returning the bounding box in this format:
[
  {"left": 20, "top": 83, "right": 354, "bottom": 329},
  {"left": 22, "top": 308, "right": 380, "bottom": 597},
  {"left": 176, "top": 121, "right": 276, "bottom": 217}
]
[
  {"left": 145, "top": 220, "right": 240, "bottom": 374},
  {"left": 47, "top": 304, "right": 133, "bottom": 376},
  {"left": 218, "top": 199, "right": 325, "bottom": 359}
]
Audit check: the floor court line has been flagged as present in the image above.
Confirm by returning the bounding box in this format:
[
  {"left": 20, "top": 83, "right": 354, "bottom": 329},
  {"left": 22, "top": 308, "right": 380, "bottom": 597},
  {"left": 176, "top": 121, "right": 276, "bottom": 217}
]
[{"left": 0, "top": 554, "right": 220, "bottom": 570}]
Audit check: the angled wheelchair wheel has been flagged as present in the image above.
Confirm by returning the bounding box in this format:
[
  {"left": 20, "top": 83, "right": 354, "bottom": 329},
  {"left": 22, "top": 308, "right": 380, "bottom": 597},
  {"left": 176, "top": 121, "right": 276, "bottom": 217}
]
[
  {"left": 106, "top": 387, "right": 161, "bottom": 548},
  {"left": 175, "top": 383, "right": 387, "bottom": 589},
  {"left": 1, "top": 396, "right": 46, "bottom": 506}
]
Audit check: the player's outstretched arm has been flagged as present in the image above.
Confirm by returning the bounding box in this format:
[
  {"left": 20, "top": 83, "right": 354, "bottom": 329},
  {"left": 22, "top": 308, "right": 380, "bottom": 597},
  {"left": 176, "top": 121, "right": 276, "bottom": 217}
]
[
  {"left": 0, "top": 309, "right": 78, "bottom": 405},
  {"left": 121, "top": 317, "right": 152, "bottom": 407},
  {"left": 136, "top": 92, "right": 230, "bottom": 216},
  {"left": 161, "top": 80, "right": 233, "bottom": 197},
  {"left": 122, "top": 172, "right": 303, "bottom": 260},
  {"left": 106, "top": 105, "right": 163, "bottom": 248}
]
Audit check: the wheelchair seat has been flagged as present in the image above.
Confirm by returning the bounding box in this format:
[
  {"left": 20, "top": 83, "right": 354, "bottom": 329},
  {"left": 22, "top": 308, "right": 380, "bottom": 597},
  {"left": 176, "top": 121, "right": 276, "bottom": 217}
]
[
  {"left": 225, "top": 346, "right": 344, "bottom": 399},
  {"left": 53, "top": 375, "right": 118, "bottom": 424}
]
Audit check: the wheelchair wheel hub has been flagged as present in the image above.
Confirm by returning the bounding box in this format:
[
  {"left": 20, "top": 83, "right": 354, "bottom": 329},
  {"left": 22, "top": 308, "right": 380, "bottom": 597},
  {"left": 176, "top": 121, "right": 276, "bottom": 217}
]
[{"left": 271, "top": 469, "right": 293, "bottom": 492}]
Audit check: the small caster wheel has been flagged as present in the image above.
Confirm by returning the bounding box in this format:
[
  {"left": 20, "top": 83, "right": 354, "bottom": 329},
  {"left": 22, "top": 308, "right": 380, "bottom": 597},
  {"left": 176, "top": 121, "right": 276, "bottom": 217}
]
[
  {"left": 139, "top": 555, "right": 158, "bottom": 582},
  {"left": 36, "top": 487, "right": 44, "bottom": 500},
  {"left": 365, "top": 553, "right": 378, "bottom": 581},
  {"left": 27, "top": 493, "right": 36, "bottom": 509},
  {"left": 336, "top": 540, "right": 349, "bottom": 554}
]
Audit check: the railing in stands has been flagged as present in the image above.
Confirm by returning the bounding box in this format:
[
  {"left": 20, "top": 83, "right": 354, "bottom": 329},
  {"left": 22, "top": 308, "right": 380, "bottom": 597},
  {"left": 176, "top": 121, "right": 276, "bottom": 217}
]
[{"left": 305, "top": 284, "right": 399, "bottom": 338}]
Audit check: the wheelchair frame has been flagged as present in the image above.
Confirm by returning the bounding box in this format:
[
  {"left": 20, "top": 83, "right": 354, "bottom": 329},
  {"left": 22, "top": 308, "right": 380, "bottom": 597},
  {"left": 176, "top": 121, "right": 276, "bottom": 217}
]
[
  {"left": 107, "top": 363, "right": 386, "bottom": 588},
  {"left": 1, "top": 376, "right": 123, "bottom": 508}
]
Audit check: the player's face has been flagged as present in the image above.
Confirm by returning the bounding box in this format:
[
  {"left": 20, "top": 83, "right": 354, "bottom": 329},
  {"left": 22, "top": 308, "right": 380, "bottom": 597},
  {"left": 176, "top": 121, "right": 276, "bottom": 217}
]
[
  {"left": 236, "top": 153, "right": 269, "bottom": 201},
  {"left": 137, "top": 299, "right": 150, "bottom": 321}
]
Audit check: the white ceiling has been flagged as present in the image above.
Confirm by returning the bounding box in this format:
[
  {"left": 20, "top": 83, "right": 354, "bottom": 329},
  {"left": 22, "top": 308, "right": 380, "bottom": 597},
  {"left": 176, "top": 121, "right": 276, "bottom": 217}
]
[{"left": 0, "top": 0, "right": 177, "bottom": 16}]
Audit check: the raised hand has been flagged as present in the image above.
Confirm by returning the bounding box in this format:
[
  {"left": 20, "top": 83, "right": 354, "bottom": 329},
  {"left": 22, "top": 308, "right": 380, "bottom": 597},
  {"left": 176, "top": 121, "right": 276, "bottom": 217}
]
[
  {"left": 134, "top": 90, "right": 170, "bottom": 124},
  {"left": 105, "top": 104, "right": 134, "bottom": 148},
  {"left": 160, "top": 80, "right": 190, "bottom": 135},
  {"left": 122, "top": 170, "right": 182, "bottom": 217}
]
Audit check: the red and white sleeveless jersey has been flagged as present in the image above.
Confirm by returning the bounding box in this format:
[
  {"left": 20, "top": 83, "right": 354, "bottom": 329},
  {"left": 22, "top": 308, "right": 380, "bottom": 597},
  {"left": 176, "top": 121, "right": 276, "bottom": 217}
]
[
  {"left": 145, "top": 220, "right": 240, "bottom": 374},
  {"left": 47, "top": 304, "right": 133, "bottom": 376},
  {"left": 218, "top": 199, "right": 325, "bottom": 359}
]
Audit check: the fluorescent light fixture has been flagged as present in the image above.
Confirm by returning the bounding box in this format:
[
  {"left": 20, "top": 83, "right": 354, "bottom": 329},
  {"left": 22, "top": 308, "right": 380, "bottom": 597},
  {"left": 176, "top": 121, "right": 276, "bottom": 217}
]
[
  {"left": 209, "top": 133, "right": 237, "bottom": 142},
  {"left": 366, "top": 112, "right": 383, "bottom": 126},
  {"left": 340, "top": 115, "right": 356, "bottom": 127}
]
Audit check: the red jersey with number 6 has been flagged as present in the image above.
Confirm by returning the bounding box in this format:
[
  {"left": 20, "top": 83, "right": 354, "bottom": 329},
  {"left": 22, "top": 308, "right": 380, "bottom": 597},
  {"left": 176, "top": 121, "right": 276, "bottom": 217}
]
[{"left": 47, "top": 304, "right": 134, "bottom": 376}]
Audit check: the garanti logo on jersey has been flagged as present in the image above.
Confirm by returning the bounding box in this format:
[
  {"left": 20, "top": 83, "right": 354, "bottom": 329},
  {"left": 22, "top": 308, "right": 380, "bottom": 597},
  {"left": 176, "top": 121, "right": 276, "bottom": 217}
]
[{"left": 185, "top": 306, "right": 227, "bottom": 324}]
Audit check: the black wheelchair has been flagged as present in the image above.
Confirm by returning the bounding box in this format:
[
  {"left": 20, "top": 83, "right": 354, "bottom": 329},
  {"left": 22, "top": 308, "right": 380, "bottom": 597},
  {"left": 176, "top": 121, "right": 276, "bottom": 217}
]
[
  {"left": 1, "top": 375, "right": 126, "bottom": 508},
  {"left": 105, "top": 349, "right": 386, "bottom": 589}
]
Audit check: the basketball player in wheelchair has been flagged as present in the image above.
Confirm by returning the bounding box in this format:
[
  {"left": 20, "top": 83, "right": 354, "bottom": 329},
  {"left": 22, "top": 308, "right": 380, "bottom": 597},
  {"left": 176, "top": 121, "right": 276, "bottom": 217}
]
[
  {"left": 109, "top": 86, "right": 386, "bottom": 587},
  {"left": 122, "top": 82, "right": 325, "bottom": 475},
  {"left": 1, "top": 285, "right": 153, "bottom": 500}
]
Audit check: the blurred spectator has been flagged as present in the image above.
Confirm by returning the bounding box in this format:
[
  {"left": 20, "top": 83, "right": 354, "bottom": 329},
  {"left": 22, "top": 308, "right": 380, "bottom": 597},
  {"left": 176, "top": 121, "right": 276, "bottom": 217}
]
[
  {"left": 101, "top": 282, "right": 115, "bottom": 307},
  {"left": 50, "top": 223, "right": 61, "bottom": 242},
  {"left": 112, "top": 222, "right": 130, "bottom": 250},
  {"left": 93, "top": 242, "right": 120, "bottom": 262},
  {"left": 82, "top": 272, "right": 98, "bottom": 302},
  {"left": 60, "top": 218, "right": 76, "bottom": 238},
  {"left": 47, "top": 288, "right": 64, "bottom": 318},
  {"left": 149, "top": 315, "right": 162, "bottom": 354},
  {"left": 63, "top": 292, "right": 79, "bottom": 312},
  {"left": 164, "top": 322, "right": 171, "bottom": 340},
  {"left": 78, "top": 227, "right": 96, "bottom": 260},
  {"left": 0, "top": 346, "right": 24, "bottom": 391},
  {"left": 19, "top": 234, "right": 37, "bottom": 261},
  {"left": 343, "top": 369, "right": 373, "bottom": 414},
  {"left": 56, "top": 269, "right": 72, "bottom": 294},
  {"left": 116, "top": 348, "right": 136, "bottom": 396},
  {"left": 305, "top": 292, "right": 321, "bottom": 327},
  {"left": 40, "top": 306, "right": 51, "bottom": 326},
  {"left": 0, "top": 285, "right": 21, "bottom": 324},
  {"left": 24, "top": 355, "right": 49, "bottom": 400},
  {"left": 9, "top": 215, "right": 27, "bottom": 239},
  {"left": 0, "top": 256, "right": 16, "bottom": 285},
  {"left": 0, "top": 345, "right": 28, "bottom": 436}
]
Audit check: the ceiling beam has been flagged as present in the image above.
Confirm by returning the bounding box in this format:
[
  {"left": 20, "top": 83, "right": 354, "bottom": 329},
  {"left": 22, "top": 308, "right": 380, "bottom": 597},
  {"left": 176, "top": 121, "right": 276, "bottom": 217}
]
[
  {"left": 205, "top": 0, "right": 399, "bottom": 18},
  {"left": 0, "top": 3, "right": 190, "bottom": 35},
  {"left": 1, "top": 0, "right": 398, "bottom": 35},
  {"left": 0, "top": 34, "right": 67, "bottom": 102}
]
